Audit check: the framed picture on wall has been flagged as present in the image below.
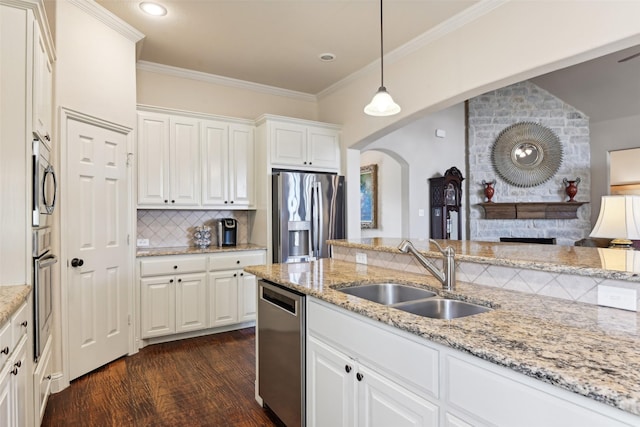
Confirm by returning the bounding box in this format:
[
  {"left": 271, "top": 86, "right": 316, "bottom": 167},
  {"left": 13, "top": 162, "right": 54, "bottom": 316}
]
[{"left": 360, "top": 164, "right": 378, "bottom": 229}]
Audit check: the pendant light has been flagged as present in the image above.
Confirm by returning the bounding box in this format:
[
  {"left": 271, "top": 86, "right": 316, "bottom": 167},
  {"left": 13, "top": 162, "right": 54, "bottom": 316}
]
[{"left": 364, "top": 0, "right": 401, "bottom": 116}]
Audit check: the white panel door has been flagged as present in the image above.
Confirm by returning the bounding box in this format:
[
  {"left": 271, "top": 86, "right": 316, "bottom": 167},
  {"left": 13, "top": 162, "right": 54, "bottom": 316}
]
[
  {"left": 67, "top": 118, "right": 130, "bottom": 380},
  {"left": 229, "top": 124, "right": 255, "bottom": 207},
  {"left": 201, "top": 120, "right": 229, "bottom": 206},
  {"left": 137, "top": 112, "right": 169, "bottom": 205},
  {"left": 169, "top": 116, "right": 200, "bottom": 206},
  {"left": 208, "top": 271, "right": 238, "bottom": 327},
  {"left": 175, "top": 273, "right": 207, "bottom": 333}
]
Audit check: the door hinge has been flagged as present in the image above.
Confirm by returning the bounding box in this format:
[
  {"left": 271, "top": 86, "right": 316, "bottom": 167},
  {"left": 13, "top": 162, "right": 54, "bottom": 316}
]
[
  {"left": 128, "top": 314, "right": 131, "bottom": 326},
  {"left": 127, "top": 234, "right": 130, "bottom": 245},
  {"left": 126, "top": 153, "right": 134, "bottom": 167}
]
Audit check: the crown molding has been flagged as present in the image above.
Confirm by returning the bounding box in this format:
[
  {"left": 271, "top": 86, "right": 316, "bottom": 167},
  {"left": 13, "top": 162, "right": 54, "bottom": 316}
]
[
  {"left": 68, "top": 0, "right": 145, "bottom": 43},
  {"left": 136, "top": 61, "right": 317, "bottom": 103},
  {"left": 317, "top": 0, "right": 510, "bottom": 99}
]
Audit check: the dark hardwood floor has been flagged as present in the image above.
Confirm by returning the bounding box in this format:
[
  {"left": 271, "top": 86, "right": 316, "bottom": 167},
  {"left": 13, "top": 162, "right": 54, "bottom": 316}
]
[{"left": 42, "top": 328, "right": 281, "bottom": 427}]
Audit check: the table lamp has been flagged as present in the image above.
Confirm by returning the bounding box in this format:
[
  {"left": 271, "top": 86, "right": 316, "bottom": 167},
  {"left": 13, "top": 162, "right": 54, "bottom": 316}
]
[{"left": 590, "top": 195, "right": 640, "bottom": 249}]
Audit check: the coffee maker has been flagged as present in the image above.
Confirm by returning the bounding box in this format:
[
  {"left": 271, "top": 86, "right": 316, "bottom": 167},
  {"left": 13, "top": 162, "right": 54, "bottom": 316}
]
[{"left": 217, "top": 218, "right": 237, "bottom": 247}]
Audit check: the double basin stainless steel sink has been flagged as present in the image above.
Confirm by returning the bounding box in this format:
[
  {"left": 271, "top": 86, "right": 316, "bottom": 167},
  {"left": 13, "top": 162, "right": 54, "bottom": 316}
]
[{"left": 338, "top": 283, "right": 491, "bottom": 320}]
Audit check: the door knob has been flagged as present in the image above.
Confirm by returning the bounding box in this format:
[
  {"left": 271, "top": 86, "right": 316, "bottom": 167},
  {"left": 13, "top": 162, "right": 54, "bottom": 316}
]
[{"left": 71, "top": 258, "right": 84, "bottom": 268}]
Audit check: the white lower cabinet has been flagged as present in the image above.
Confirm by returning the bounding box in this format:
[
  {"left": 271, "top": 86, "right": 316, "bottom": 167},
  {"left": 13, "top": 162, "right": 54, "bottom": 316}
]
[
  {"left": 307, "top": 298, "right": 640, "bottom": 427},
  {"left": 307, "top": 336, "right": 437, "bottom": 427},
  {"left": 0, "top": 301, "right": 32, "bottom": 427},
  {"left": 139, "top": 250, "right": 265, "bottom": 341},
  {"left": 33, "top": 336, "right": 52, "bottom": 426},
  {"left": 140, "top": 272, "right": 206, "bottom": 338}
]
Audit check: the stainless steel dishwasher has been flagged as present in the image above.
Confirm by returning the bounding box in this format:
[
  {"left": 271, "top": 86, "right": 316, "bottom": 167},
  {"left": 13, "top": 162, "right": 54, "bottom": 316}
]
[{"left": 258, "top": 280, "right": 305, "bottom": 427}]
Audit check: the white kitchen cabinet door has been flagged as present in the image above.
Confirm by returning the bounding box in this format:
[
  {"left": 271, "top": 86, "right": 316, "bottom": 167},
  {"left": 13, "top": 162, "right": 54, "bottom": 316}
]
[
  {"left": 175, "top": 273, "right": 207, "bottom": 333},
  {"left": 209, "top": 271, "right": 239, "bottom": 327},
  {"left": 141, "top": 276, "right": 176, "bottom": 338},
  {"left": 33, "top": 335, "right": 52, "bottom": 425},
  {"left": 237, "top": 272, "right": 257, "bottom": 322},
  {"left": 307, "top": 126, "right": 340, "bottom": 171},
  {"left": 201, "top": 120, "right": 229, "bottom": 206},
  {"left": 169, "top": 116, "right": 201, "bottom": 206},
  {"left": 307, "top": 336, "right": 356, "bottom": 427},
  {"left": 11, "top": 337, "right": 29, "bottom": 427},
  {"left": 270, "top": 122, "right": 307, "bottom": 168},
  {"left": 32, "top": 19, "right": 52, "bottom": 145},
  {"left": 137, "top": 112, "right": 170, "bottom": 206},
  {"left": 228, "top": 124, "right": 255, "bottom": 207},
  {"left": 358, "top": 363, "right": 439, "bottom": 427},
  {"left": 0, "top": 366, "right": 10, "bottom": 427}
]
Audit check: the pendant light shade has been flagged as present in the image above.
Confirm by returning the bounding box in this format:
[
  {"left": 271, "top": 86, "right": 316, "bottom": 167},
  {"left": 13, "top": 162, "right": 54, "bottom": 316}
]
[{"left": 364, "top": 0, "right": 401, "bottom": 117}]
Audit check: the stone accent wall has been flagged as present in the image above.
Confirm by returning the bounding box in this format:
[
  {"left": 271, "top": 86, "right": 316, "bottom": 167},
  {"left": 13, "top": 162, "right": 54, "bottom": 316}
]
[
  {"left": 467, "top": 81, "right": 591, "bottom": 246},
  {"left": 137, "top": 210, "right": 249, "bottom": 248}
]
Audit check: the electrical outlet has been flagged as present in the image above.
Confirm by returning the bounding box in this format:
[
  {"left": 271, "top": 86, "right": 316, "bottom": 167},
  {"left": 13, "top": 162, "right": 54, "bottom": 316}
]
[
  {"left": 137, "top": 238, "right": 150, "bottom": 247},
  {"left": 355, "top": 252, "right": 367, "bottom": 265},
  {"left": 597, "top": 285, "right": 637, "bottom": 311}
]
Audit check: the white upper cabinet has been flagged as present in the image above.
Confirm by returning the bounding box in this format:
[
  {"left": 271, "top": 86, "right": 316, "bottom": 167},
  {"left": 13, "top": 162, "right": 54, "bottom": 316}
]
[
  {"left": 202, "top": 120, "right": 255, "bottom": 209},
  {"left": 137, "top": 108, "right": 255, "bottom": 209},
  {"left": 266, "top": 118, "right": 341, "bottom": 172},
  {"left": 32, "top": 18, "right": 53, "bottom": 145},
  {"left": 137, "top": 111, "right": 201, "bottom": 208}
]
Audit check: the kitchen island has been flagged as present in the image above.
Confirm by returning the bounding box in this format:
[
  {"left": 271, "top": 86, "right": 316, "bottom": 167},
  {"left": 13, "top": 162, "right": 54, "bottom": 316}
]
[{"left": 246, "top": 239, "right": 640, "bottom": 426}]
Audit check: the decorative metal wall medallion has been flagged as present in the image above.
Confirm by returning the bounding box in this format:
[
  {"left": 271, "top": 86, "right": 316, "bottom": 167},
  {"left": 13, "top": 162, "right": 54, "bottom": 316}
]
[{"left": 491, "top": 122, "right": 563, "bottom": 187}]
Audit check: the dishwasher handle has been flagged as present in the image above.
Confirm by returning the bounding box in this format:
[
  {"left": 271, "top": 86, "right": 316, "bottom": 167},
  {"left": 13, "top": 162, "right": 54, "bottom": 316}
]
[{"left": 260, "top": 285, "right": 299, "bottom": 316}]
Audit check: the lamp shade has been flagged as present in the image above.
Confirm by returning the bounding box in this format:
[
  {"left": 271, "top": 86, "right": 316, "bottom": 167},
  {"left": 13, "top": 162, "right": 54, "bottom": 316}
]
[
  {"left": 590, "top": 195, "right": 640, "bottom": 240},
  {"left": 364, "top": 87, "right": 401, "bottom": 116}
]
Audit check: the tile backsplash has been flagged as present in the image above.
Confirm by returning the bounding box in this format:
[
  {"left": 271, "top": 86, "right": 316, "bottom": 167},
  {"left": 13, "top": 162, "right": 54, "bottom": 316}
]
[{"left": 137, "top": 210, "right": 249, "bottom": 248}]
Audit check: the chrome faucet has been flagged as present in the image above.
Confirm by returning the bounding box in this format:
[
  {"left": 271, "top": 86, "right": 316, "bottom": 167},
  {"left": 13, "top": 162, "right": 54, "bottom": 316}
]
[{"left": 398, "top": 239, "right": 456, "bottom": 291}]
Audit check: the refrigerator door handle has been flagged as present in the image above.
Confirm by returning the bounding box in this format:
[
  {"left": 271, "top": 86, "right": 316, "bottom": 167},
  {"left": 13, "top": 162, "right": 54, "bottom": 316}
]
[{"left": 315, "top": 182, "right": 324, "bottom": 258}]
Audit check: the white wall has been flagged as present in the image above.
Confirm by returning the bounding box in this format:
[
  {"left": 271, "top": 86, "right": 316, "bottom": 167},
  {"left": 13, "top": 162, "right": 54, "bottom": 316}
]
[
  {"left": 362, "top": 104, "right": 466, "bottom": 239},
  {"left": 137, "top": 68, "right": 318, "bottom": 121},
  {"left": 360, "top": 151, "right": 404, "bottom": 238},
  {"left": 317, "top": 1, "right": 640, "bottom": 150},
  {"left": 590, "top": 113, "right": 640, "bottom": 224}
]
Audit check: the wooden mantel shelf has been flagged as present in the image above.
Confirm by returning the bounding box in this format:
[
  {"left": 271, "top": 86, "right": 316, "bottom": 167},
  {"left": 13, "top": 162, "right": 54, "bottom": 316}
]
[{"left": 479, "top": 202, "right": 588, "bottom": 220}]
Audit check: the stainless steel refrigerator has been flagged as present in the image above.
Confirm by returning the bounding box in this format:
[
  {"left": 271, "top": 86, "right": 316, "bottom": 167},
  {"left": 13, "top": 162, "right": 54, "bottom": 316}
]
[{"left": 272, "top": 170, "right": 345, "bottom": 263}]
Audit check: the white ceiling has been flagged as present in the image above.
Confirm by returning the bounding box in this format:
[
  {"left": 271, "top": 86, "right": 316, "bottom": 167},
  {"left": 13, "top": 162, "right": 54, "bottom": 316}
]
[
  {"left": 95, "top": 0, "right": 640, "bottom": 122},
  {"left": 96, "top": 0, "right": 478, "bottom": 94}
]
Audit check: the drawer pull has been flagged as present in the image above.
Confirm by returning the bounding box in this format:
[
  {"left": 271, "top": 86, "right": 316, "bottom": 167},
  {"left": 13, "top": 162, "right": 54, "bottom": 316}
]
[
  {"left": 345, "top": 365, "right": 352, "bottom": 373},
  {"left": 14, "top": 360, "right": 21, "bottom": 368},
  {"left": 11, "top": 368, "right": 18, "bottom": 375},
  {"left": 46, "top": 375, "right": 52, "bottom": 380},
  {"left": 21, "top": 321, "right": 28, "bottom": 327},
  {"left": 1, "top": 346, "right": 8, "bottom": 355},
  {"left": 356, "top": 372, "right": 364, "bottom": 381}
]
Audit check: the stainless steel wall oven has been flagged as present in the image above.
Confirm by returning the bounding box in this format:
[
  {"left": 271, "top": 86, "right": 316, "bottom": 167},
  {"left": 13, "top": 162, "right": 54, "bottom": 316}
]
[{"left": 32, "top": 138, "right": 58, "bottom": 362}]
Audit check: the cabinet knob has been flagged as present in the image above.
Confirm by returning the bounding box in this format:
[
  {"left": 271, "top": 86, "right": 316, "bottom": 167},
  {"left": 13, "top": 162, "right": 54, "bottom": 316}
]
[
  {"left": 309, "top": 162, "right": 312, "bottom": 165},
  {"left": 178, "top": 278, "right": 182, "bottom": 282},
  {"left": 169, "top": 279, "right": 174, "bottom": 283},
  {"left": 233, "top": 273, "right": 237, "bottom": 277},
  {"left": 71, "top": 258, "right": 84, "bottom": 268},
  {"left": 164, "top": 200, "right": 168, "bottom": 203},
  {"left": 240, "top": 272, "right": 244, "bottom": 276},
  {"left": 224, "top": 201, "right": 228, "bottom": 204},
  {"left": 21, "top": 321, "right": 28, "bottom": 328},
  {"left": 356, "top": 372, "right": 364, "bottom": 381},
  {"left": 11, "top": 368, "right": 18, "bottom": 375},
  {"left": 303, "top": 161, "right": 307, "bottom": 165},
  {"left": 171, "top": 200, "right": 175, "bottom": 203},
  {"left": 45, "top": 134, "right": 51, "bottom": 142},
  {"left": 46, "top": 375, "right": 52, "bottom": 380},
  {"left": 173, "top": 265, "right": 178, "bottom": 269},
  {"left": 14, "top": 360, "right": 21, "bottom": 368},
  {"left": 230, "top": 200, "right": 234, "bottom": 204},
  {"left": 1, "top": 346, "right": 8, "bottom": 355},
  {"left": 236, "top": 260, "right": 240, "bottom": 264},
  {"left": 345, "top": 365, "right": 352, "bottom": 373}
]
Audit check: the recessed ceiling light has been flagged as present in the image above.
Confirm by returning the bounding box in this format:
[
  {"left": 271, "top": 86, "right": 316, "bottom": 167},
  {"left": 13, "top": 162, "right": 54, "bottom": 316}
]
[
  {"left": 318, "top": 53, "right": 336, "bottom": 62},
  {"left": 140, "top": 2, "right": 167, "bottom": 16}
]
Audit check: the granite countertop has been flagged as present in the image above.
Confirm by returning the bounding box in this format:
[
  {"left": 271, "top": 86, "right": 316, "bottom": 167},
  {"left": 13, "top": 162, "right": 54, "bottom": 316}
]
[
  {"left": 136, "top": 243, "right": 267, "bottom": 257},
  {"left": 330, "top": 237, "right": 640, "bottom": 282},
  {"left": 0, "top": 285, "right": 31, "bottom": 326},
  {"left": 245, "top": 259, "right": 640, "bottom": 417}
]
